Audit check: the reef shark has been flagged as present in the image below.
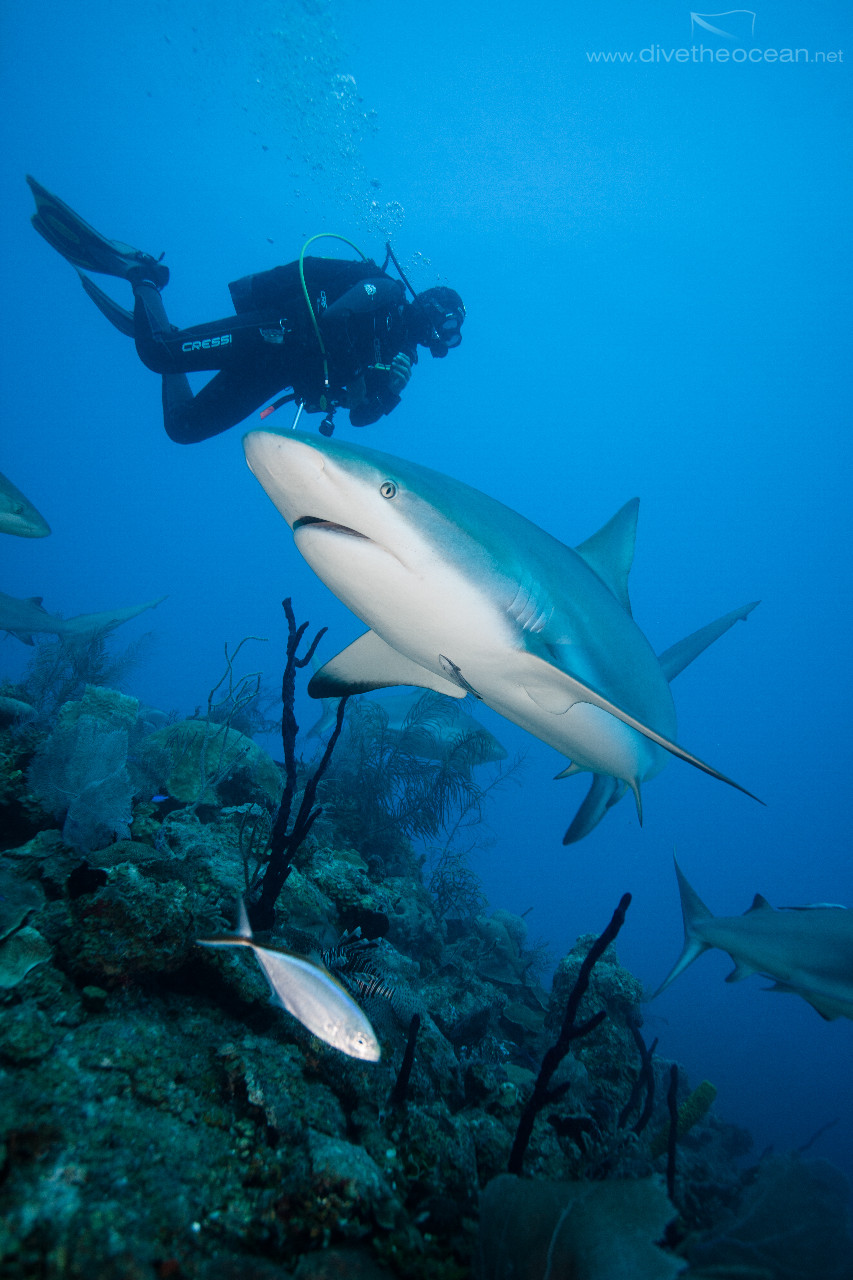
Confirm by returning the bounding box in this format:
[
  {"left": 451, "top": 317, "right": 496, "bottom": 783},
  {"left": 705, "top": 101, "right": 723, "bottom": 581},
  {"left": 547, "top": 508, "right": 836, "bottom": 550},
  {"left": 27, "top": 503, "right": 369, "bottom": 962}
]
[
  {"left": 0, "top": 590, "right": 165, "bottom": 646},
  {"left": 653, "top": 860, "right": 853, "bottom": 1021},
  {"left": 243, "top": 429, "right": 759, "bottom": 841},
  {"left": 0, "top": 471, "right": 50, "bottom": 538}
]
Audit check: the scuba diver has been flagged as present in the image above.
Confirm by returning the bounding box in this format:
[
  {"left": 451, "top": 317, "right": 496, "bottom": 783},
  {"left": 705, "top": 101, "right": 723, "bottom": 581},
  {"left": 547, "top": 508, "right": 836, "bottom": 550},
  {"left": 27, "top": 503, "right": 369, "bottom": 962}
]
[{"left": 26, "top": 176, "right": 465, "bottom": 443}]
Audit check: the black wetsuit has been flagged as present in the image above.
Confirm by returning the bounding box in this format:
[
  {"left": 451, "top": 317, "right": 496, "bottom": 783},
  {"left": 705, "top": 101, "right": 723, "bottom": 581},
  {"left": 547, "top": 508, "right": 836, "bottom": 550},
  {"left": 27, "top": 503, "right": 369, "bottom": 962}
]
[{"left": 131, "top": 257, "right": 415, "bottom": 443}]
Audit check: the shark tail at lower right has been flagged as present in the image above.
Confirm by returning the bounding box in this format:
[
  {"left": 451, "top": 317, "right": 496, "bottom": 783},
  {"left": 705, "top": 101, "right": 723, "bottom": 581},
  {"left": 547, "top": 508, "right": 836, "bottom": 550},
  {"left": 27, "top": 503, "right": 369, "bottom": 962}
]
[{"left": 648, "top": 856, "right": 715, "bottom": 999}]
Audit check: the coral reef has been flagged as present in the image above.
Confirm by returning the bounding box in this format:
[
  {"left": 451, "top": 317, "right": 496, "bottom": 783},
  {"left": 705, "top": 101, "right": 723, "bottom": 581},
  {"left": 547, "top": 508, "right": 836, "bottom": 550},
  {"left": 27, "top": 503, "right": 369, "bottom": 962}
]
[
  {"left": 142, "top": 717, "right": 282, "bottom": 809},
  {"left": 0, "top": 625, "right": 851, "bottom": 1279},
  {"left": 649, "top": 1079, "right": 718, "bottom": 1161},
  {"left": 27, "top": 685, "right": 139, "bottom": 853}
]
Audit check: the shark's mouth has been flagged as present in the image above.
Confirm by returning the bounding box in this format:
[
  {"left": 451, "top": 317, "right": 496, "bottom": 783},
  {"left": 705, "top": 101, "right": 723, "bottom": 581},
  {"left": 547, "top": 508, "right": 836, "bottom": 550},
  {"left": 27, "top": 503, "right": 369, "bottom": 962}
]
[{"left": 293, "top": 516, "right": 368, "bottom": 540}]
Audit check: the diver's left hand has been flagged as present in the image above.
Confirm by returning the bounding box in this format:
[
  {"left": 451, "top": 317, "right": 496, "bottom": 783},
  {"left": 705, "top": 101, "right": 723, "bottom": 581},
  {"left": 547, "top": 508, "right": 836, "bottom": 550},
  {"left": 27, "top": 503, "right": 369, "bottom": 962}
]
[{"left": 387, "top": 352, "right": 413, "bottom": 395}]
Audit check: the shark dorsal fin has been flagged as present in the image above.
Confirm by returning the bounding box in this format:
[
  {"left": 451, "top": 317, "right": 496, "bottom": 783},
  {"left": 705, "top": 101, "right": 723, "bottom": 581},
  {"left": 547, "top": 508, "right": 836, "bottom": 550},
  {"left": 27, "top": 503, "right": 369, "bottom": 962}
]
[
  {"left": 747, "top": 894, "right": 773, "bottom": 913},
  {"left": 574, "top": 498, "right": 639, "bottom": 616}
]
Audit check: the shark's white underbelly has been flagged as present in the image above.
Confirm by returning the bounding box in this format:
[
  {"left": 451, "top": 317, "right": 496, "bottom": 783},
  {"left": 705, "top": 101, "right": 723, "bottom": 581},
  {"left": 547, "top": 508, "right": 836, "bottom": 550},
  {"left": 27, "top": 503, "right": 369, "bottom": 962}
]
[{"left": 297, "top": 527, "right": 669, "bottom": 784}]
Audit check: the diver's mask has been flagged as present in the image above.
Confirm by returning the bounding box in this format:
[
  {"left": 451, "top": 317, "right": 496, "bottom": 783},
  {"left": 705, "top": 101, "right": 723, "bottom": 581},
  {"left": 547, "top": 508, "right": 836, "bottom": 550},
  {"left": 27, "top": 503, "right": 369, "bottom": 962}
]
[{"left": 412, "top": 287, "right": 466, "bottom": 358}]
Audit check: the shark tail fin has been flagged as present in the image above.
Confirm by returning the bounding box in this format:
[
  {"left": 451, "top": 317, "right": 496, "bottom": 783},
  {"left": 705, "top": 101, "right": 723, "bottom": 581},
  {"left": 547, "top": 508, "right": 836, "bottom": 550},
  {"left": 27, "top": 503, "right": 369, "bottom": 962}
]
[
  {"left": 562, "top": 774, "right": 627, "bottom": 844},
  {"left": 649, "top": 857, "right": 714, "bottom": 1000}
]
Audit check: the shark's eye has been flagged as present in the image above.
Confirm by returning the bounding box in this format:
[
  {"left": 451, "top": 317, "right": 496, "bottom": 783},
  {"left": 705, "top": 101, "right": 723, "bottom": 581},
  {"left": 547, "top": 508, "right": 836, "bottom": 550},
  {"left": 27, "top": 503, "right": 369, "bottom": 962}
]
[{"left": 380, "top": 481, "right": 397, "bottom": 499}]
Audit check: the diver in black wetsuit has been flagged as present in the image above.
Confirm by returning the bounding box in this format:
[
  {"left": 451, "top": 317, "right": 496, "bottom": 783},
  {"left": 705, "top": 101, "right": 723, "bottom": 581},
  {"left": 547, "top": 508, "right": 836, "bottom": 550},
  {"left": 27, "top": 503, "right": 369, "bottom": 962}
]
[{"left": 26, "top": 176, "right": 465, "bottom": 443}]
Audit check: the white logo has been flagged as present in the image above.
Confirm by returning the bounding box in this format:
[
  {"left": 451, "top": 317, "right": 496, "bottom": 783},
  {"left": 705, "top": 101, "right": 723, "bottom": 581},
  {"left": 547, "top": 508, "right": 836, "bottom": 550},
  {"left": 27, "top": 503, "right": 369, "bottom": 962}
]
[
  {"left": 181, "top": 334, "right": 232, "bottom": 352},
  {"left": 364, "top": 283, "right": 376, "bottom": 296},
  {"left": 690, "top": 10, "right": 756, "bottom": 40}
]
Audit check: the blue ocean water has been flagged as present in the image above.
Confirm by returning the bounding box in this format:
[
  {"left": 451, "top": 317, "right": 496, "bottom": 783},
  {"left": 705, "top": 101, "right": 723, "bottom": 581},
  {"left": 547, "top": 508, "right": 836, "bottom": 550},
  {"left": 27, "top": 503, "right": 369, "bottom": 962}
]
[{"left": 2, "top": 0, "right": 851, "bottom": 1192}]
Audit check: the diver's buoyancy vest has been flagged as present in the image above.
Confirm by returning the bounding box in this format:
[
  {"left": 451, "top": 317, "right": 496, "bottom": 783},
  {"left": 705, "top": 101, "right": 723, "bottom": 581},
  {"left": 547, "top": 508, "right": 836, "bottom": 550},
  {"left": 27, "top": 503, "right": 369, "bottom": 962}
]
[{"left": 228, "top": 257, "right": 387, "bottom": 321}]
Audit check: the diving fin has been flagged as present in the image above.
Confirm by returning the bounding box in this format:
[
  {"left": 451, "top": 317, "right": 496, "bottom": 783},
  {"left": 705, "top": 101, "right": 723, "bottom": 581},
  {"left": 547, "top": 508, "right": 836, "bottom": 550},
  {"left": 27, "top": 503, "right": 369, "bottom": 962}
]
[
  {"left": 76, "top": 270, "right": 136, "bottom": 337},
  {"left": 76, "top": 269, "right": 182, "bottom": 338},
  {"left": 27, "top": 175, "right": 169, "bottom": 287}
]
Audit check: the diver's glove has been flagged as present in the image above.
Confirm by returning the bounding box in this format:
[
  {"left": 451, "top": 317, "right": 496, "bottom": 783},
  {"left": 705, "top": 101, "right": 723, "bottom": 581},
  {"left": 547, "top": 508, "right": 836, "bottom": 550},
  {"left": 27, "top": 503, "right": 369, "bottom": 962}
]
[{"left": 387, "top": 352, "right": 413, "bottom": 396}]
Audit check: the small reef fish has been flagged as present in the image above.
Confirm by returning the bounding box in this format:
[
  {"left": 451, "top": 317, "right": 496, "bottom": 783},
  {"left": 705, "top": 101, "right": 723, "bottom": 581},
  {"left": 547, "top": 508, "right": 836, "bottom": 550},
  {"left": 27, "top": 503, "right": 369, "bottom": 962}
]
[
  {"left": 0, "top": 471, "right": 50, "bottom": 538},
  {"left": 243, "top": 429, "right": 759, "bottom": 842},
  {"left": 197, "top": 900, "right": 381, "bottom": 1061},
  {"left": 0, "top": 590, "right": 165, "bottom": 646},
  {"left": 652, "top": 859, "right": 853, "bottom": 1021}
]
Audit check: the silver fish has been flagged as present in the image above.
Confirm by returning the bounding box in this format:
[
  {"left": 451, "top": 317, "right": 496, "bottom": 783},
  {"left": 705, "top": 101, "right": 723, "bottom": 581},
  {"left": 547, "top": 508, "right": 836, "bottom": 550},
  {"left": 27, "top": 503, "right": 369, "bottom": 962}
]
[{"left": 198, "top": 900, "right": 381, "bottom": 1061}]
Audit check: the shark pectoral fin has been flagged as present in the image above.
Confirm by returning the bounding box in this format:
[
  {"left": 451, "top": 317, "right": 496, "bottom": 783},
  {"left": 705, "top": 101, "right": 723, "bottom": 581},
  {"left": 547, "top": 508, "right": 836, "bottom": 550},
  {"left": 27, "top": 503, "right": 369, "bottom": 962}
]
[
  {"left": 519, "top": 651, "right": 763, "bottom": 805},
  {"left": 308, "top": 630, "right": 466, "bottom": 700},
  {"left": 562, "top": 773, "right": 627, "bottom": 845},
  {"left": 658, "top": 601, "right": 760, "bottom": 683}
]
